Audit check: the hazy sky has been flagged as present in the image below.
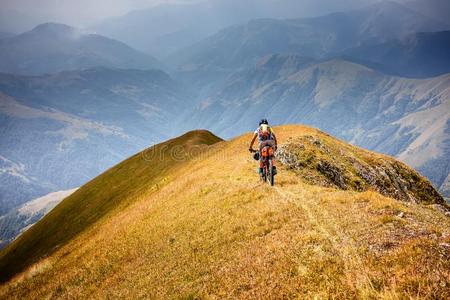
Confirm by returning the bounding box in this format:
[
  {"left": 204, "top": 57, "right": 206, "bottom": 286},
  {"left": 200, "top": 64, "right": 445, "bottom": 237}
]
[{"left": 0, "top": 0, "right": 399, "bottom": 33}]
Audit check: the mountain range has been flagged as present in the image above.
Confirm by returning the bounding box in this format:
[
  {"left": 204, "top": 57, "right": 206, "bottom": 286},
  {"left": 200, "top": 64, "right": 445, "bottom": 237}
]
[
  {"left": 0, "top": 67, "right": 188, "bottom": 216},
  {"left": 92, "top": 0, "right": 382, "bottom": 57},
  {"left": 189, "top": 55, "right": 450, "bottom": 199},
  {"left": 3, "top": 55, "right": 448, "bottom": 246},
  {"left": 171, "top": 1, "right": 449, "bottom": 74},
  {"left": 0, "top": 23, "right": 161, "bottom": 76}
]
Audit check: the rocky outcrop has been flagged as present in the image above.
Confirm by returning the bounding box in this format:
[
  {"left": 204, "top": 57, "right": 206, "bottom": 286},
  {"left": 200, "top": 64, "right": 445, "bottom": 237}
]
[{"left": 277, "top": 135, "right": 447, "bottom": 206}]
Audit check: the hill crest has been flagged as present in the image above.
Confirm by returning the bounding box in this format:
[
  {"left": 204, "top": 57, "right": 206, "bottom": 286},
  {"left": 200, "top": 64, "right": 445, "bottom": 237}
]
[{"left": 0, "top": 126, "right": 448, "bottom": 298}]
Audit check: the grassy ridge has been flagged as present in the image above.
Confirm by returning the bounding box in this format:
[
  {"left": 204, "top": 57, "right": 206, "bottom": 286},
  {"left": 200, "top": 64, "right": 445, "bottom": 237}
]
[
  {"left": 0, "top": 130, "right": 222, "bottom": 282},
  {"left": 0, "top": 125, "right": 449, "bottom": 298}
]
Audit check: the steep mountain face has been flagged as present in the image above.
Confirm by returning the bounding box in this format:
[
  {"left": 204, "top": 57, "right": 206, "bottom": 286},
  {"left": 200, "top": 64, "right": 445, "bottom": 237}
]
[
  {"left": 0, "top": 129, "right": 223, "bottom": 283},
  {"left": 191, "top": 55, "right": 450, "bottom": 198},
  {"left": 0, "top": 23, "right": 162, "bottom": 76},
  {"left": 0, "top": 68, "right": 188, "bottom": 216},
  {"left": 171, "top": 1, "right": 448, "bottom": 73},
  {"left": 345, "top": 30, "right": 450, "bottom": 78},
  {"left": 0, "top": 188, "right": 77, "bottom": 249},
  {"left": 0, "top": 127, "right": 448, "bottom": 298},
  {"left": 92, "top": 0, "right": 380, "bottom": 57}
]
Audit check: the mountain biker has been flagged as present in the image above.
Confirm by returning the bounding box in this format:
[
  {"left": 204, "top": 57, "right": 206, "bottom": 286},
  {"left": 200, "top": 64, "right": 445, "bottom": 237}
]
[{"left": 248, "top": 119, "right": 278, "bottom": 176}]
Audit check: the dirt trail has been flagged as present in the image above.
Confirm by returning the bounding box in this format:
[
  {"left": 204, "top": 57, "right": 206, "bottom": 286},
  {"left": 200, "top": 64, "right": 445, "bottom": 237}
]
[
  {"left": 241, "top": 145, "right": 375, "bottom": 295},
  {"left": 274, "top": 181, "right": 375, "bottom": 296}
]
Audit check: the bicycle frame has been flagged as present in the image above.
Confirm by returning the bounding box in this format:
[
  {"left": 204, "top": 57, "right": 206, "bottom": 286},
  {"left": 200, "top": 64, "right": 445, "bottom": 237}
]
[{"left": 260, "top": 146, "right": 275, "bottom": 186}]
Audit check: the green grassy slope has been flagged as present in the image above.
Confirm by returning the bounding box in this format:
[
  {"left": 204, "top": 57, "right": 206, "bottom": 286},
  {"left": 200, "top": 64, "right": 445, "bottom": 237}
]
[
  {"left": 0, "top": 126, "right": 448, "bottom": 299},
  {"left": 0, "top": 130, "right": 222, "bottom": 283}
]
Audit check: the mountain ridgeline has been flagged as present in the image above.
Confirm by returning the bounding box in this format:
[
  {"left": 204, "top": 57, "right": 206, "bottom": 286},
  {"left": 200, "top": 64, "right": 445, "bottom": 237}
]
[
  {"left": 0, "top": 127, "right": 448, "bottom": 298},
  {"left": 91, "top": 0, "right": 385, "bottom": 57},
  {"left": 0, "top": 23, "right": 162, "bottom": 75},
  {"left": 170, "top": 1, "right": 449, "bottom": 74}
]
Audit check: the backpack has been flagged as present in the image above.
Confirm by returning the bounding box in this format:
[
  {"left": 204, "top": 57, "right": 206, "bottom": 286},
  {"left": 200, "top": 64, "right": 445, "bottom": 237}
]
[{"left": 258, "top": 125, "right": 272, "bottom": 141}]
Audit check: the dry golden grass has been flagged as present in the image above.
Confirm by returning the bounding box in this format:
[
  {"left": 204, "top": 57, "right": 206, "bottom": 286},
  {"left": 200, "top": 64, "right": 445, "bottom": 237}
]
[{"left": 1, "top": 125, "right": 449, "bottom": 299}]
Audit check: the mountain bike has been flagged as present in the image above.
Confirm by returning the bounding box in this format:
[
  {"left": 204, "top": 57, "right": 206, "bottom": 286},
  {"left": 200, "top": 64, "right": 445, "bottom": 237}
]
[{"left": 250, "top": 146, "right": 276, "bottom": 186}]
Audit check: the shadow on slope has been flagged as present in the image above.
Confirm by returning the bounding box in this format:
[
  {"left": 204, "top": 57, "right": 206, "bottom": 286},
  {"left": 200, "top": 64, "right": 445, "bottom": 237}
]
[{"left": 0, "top": 130, "right": 222, "bottom": 282}]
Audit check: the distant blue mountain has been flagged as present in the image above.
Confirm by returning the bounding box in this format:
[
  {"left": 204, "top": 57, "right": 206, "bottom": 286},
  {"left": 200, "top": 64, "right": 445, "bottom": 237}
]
[
  {"left": 344, "top": 30, "right": 450, "bottom": 78},
  {"left": 92, "top": 0, "right": 380, "bottom": 57},
  {"left": 171, "top": 1, "right": 448, "bottom": 72},
  {"left": 0, "top": 23, "right": 162, "bottom": 75}
]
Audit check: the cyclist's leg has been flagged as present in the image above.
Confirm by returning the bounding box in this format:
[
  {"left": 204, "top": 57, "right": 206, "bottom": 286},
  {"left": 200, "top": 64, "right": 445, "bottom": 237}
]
[
  {"left": 258, "top": 141, "right": 265, "bottom": 175},
  {"left": 267, "top": 140, "right": 277, "bottom": 173}
]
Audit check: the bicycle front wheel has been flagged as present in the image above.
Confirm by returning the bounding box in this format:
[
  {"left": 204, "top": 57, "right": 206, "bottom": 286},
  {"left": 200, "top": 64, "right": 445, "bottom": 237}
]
[{"left": 269, "top": 160, "right": 274, "bottom": 186}]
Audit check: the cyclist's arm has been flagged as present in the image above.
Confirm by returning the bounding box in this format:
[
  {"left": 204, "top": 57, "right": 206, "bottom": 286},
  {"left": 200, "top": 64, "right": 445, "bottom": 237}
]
[
  {"left": 270, "top": 128, "right": 278, "bottom": 148},
  {"left": 249, "top": 133, "right": 257, "bottom": 150}
]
